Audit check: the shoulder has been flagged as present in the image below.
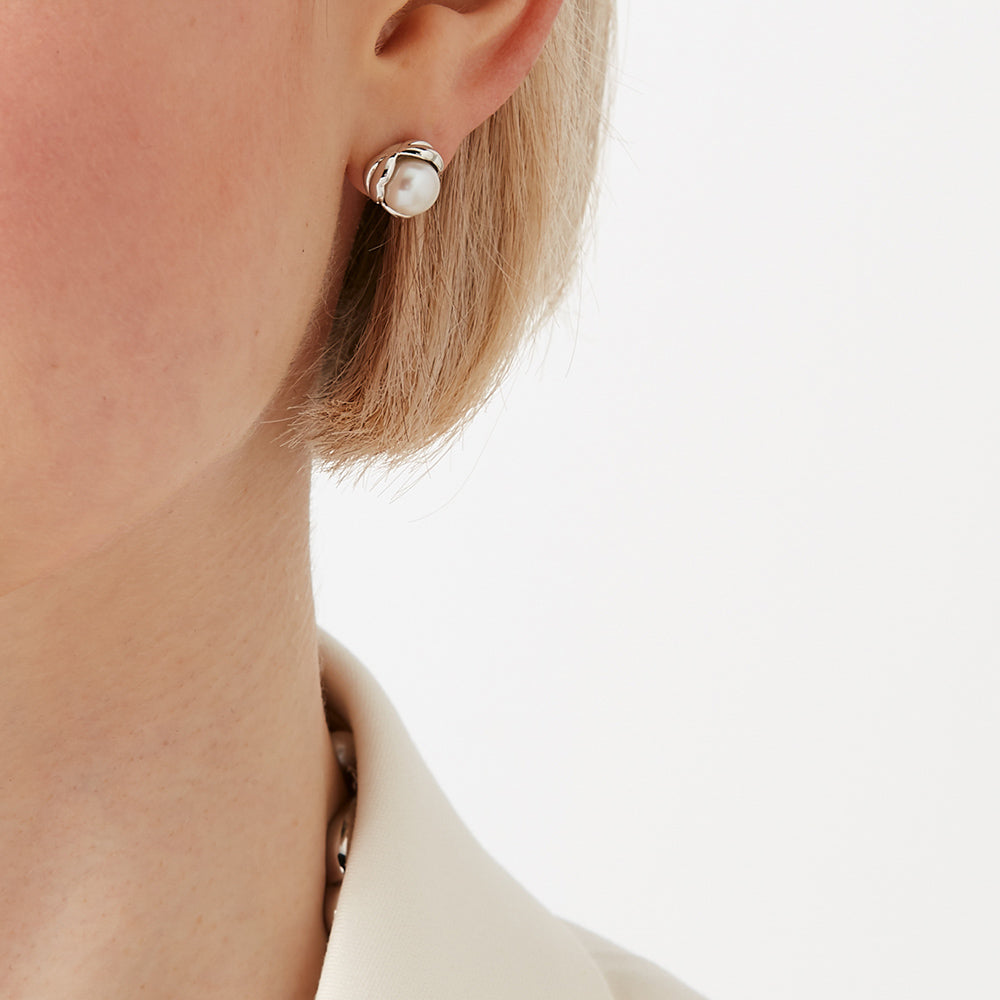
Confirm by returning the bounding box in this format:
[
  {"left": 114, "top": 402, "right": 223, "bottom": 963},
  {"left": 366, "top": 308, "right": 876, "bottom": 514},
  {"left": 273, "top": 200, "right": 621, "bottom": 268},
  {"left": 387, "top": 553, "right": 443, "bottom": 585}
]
[{"left": 560, "top": 919, "right": 709, "bottom": 1000}]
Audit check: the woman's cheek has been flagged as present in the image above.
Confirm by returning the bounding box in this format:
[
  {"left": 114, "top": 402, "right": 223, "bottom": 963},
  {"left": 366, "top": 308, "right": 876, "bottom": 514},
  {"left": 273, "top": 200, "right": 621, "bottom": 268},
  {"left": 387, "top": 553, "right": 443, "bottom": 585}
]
[{"left": 0, "top": 4, "right": 340, "bottom": 583}]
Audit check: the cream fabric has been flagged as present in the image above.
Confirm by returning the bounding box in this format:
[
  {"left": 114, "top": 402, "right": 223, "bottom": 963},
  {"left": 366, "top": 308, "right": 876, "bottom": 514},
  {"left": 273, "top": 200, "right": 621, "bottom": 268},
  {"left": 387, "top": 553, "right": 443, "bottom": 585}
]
[{"left": 315, "top": 630, "right": 707, "bottom": 1000}]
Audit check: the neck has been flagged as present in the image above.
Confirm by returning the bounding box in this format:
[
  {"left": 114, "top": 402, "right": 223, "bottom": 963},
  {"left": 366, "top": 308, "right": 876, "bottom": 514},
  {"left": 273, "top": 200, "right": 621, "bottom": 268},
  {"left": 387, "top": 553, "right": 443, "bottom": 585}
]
[{"left": 0, "top": 425, "right": 338, "bottom": 999}]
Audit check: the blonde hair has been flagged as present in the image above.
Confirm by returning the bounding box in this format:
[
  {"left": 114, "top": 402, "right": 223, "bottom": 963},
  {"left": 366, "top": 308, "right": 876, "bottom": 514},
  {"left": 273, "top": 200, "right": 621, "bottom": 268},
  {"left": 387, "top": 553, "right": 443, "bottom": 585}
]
[{"left": 285, "top": 0, "right": 614, "bottom": 474}]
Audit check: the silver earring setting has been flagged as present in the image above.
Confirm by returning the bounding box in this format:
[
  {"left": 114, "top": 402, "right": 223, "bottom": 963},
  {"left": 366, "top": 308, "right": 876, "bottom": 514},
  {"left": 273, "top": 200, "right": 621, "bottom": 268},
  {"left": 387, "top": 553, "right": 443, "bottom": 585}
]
[{"left": 364, "top": 140, "right": 444, "bottom": 219}]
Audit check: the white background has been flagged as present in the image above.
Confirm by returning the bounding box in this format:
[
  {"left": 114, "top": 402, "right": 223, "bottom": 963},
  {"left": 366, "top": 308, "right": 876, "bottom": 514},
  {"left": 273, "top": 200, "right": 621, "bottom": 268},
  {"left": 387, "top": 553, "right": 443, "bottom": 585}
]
[{"left": 311, "top": 3, "right": 1000, "bottom": 999}]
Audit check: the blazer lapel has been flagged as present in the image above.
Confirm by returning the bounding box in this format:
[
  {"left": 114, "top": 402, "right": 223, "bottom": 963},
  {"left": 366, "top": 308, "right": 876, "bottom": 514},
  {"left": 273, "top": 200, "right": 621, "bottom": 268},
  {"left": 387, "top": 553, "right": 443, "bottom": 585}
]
[{"left": 313, "top": 630, "right": 612, "bottom": 1000}]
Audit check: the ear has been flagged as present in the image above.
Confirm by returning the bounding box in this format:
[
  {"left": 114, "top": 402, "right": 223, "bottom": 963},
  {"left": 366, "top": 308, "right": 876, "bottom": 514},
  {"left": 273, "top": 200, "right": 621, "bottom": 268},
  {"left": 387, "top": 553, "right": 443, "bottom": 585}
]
[{"left": 345, "top": 0, "right": 564, "bottom": 197}]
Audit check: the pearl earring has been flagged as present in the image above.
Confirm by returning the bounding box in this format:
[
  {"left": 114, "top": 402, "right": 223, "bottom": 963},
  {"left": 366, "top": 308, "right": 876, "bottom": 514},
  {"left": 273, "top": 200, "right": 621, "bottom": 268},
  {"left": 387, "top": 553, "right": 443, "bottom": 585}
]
[{"left": 364, "top": 140, "right": 444, "bottom": 219}]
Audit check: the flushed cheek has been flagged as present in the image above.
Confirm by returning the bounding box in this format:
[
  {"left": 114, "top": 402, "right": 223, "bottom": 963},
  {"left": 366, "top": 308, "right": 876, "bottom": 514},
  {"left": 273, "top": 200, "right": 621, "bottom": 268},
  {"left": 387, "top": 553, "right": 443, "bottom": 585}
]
[
  {"left": 1, "top": 12, "right": 310, "bottom": 381},
  {"left": 0, "top": 6, "right": 340, "bottom": 580}
]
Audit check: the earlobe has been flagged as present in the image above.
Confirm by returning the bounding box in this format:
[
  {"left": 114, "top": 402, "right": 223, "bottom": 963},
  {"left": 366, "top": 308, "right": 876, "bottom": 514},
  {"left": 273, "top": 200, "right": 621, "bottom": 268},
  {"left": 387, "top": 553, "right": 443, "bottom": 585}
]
[{"left": 347, "top": 0, "right": 565, "bottom": 203}]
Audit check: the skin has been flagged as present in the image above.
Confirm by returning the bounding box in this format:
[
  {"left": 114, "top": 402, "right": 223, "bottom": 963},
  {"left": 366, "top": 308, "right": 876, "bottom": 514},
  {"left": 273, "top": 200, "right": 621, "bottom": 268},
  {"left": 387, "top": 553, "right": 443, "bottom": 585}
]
[{"left": 0, "top": 1, "right": 562, "bottom": 997}]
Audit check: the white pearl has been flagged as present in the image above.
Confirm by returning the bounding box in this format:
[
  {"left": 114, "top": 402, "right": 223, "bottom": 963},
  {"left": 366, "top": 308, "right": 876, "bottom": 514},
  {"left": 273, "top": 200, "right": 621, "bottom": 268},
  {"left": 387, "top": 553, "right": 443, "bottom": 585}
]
[{"left": 384, "top": 156, "right": 441, "bottom": 218}]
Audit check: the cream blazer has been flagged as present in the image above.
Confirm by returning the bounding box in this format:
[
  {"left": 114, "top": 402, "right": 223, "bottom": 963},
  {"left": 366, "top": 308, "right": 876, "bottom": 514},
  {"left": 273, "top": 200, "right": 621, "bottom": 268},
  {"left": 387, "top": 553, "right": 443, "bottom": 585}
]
[{"left": 315, "top": 631, "right": 707, "bottom": 1000}]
